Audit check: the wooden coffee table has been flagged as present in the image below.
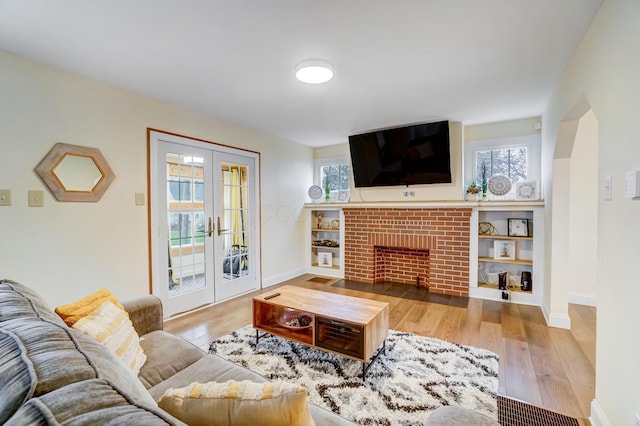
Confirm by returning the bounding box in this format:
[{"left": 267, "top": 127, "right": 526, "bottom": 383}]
[{"left": 252, "top": 285, "right": 389, "bottom": 379}]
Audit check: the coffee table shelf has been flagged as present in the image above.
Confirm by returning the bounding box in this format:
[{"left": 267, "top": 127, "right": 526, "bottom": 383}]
[{"left": 253, "top": 285, "right": 389, "bottom": 378}]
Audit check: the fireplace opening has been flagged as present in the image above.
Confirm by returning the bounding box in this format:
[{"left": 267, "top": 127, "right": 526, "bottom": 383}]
[{"left": 374, "top": 246, "right": 429, "bottom": 288}]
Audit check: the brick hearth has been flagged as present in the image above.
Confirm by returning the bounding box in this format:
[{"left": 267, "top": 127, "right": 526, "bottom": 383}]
[{"left": 343, "top": 208, "right": 472, "bottom": 296}]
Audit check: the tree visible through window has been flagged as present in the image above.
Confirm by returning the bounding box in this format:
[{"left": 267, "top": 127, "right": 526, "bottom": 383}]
[
  {"left": 321, "top": 164, "right": 350, "bottom": 196},
  {"left": 475, "top": 147, "right": 528, "bottom": 182}
]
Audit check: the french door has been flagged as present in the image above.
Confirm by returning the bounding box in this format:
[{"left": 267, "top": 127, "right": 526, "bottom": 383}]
[{"left": 149, "top": 131, "right": 260, "bottom": 318}]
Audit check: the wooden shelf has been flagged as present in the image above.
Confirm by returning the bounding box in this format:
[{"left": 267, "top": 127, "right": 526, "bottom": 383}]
[
  {"left": 311, "top": 263, "right": 340, "bottom": 270},
  {"left": 312, "top": 228, "right": 339, "bottom": 232},
  {"left": 479, "top": 256, "right": 533, "bottom": 266},
  {"left": 478, "top": 282, "right": 532, "bottom": 293},
  {"left": 478, "top": 234, "right": 533, "bottom": 241},
  {"left": 312, "top": 245, "right": 339, "bottom": 250}
]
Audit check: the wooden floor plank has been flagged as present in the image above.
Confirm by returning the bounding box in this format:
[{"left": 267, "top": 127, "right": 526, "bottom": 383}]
[
  {"left": 163, "top": 274, "right": 595, "bottom": 421},
  {"left": 548, "top": 327, "right": 595, "bottom": 419}
]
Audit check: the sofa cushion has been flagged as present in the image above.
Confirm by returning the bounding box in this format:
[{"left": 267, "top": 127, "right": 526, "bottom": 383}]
[
  {"left": 147, "top": 353, "right": 267, "bottom": 401},
  {"left": 72, "top": 301, "right": 147, "bottom": 374},
  {"left": 0, "top": 280, "right": 66, "bottom": 325},
  {"left": 0, "top": 329, "right": 36, "bottom": 424},
  {"left": 0, "top": 316, "right": 157, "bottom": 407},
  {"left": 55, "top": 288, "right": 126, "bottom": 327},
  {"left": 6, "top": 379, "right": 184, "bottom": 425},
  {"left": 138, "top": 330, "right": 206, "bottom": 389},
  {"left": 158, "top": 380, "right": 314, "bottom": 426}
]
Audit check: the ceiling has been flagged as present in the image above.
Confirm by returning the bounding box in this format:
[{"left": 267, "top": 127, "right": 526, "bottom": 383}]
[{"left": 0, "top": 0, "right": 602, "bottom": 147}]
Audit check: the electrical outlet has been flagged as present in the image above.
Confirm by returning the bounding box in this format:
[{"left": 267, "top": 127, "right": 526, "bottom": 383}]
[
  {"left": 28, "top": 190, "right": 44, "bottom": 207},
  {"left": 134, "top": 192, "right": 145, "bottom": 206},
  {"left": 0, "top": 189, "right": 11, "bottom": 206},
  {"left": 403, "top": 191, "right": 415, "bottom": 198},
  {"left": 501, "top": 291, "right": 509, "bottom": 300}
]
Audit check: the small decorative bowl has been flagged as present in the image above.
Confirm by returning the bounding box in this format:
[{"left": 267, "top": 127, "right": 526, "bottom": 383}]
[{"left": 276, "top": 310, "right": 314, "bottom": 329}]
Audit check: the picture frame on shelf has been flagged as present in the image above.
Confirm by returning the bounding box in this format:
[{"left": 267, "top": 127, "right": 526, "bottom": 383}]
[
  {"left": 508, "top": 218, "right": 530, "bottom": 237},
  {"left": 494, "top": 240, "right": 516, "bottom": 260},
  {"left": 317, "top": 252, "right": 333, "bottom": 267},
  {"left": 515, "top": 181, "right": 537, "bottom": 200}
]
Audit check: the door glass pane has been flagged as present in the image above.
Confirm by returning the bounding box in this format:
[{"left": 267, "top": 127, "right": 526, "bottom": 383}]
[
  {"left": 166, "top": 153, "right": 207, "bottom": 297},
  {"left": 221, "top": 162, "right": 249, "bottom": 282}
]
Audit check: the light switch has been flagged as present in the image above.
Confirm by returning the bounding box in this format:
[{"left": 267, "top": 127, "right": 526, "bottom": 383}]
[
  {"left": 603, "top": 176, "right": 612, "bottom": 201},
  {"left": 134, "top": 192, "right": 145, "bottom": 206},
  {"left": 625, "top": 170, "right": 640, "bottom": 199},
  {"left": 0, "top": 189, "right": 11, "bottom": 206},
  {"left": 28, "top": 190, "right": 44, "bottom": 207}
]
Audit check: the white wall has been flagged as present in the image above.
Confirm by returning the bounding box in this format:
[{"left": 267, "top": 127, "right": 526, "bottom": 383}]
[
  {"left": 0, "top": 49, "right": 312, "bottom": 306},
  {"left": 568, "top": 110, "right": 598, "bottom": 304},
  {"left": 542, "top": 0, "right": 639, "bottom": 424},
  {"left": 464, "top": 116, "right": 541, "bottom": 142}
]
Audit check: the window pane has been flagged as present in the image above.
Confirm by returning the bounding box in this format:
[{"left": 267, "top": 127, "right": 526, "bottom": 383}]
[
  {"left": 475, "top": 147, "right": 527, "bottom": 183},
  {"left": 194, "top": 180, "right": 204, "bottom": 201},
  {"left": 321, "top": 163, "right": 351, "bottom": 193}
]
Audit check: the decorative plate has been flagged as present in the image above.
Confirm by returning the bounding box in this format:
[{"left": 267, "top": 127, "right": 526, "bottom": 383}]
[
  {"left": 307, "top": 185, "right": 323, "bottom": 200},
  {"left": 337, "top": 191, "right": 350, "bottom": 202},
  {"left": 277, "top": 310, "right": 314, "bottom": 329},
  {"left": 516, "top": 181, "right": 537, "bottom": 200},
  {"left": 487, "top": 175, "right": 512, "bottom": 196}
]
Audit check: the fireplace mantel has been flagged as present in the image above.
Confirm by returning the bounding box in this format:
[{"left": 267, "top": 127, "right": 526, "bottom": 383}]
[{"left": 305, "top": 200, "right": 544, "bottom": 209}]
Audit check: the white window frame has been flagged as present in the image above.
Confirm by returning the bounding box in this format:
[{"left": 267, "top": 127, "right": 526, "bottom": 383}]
[
  {"left": 314, "top": 156, "right": 351, "bottom": 198},
  {"left": 464, "top": 134, "right": 541, "bottom": 197}
]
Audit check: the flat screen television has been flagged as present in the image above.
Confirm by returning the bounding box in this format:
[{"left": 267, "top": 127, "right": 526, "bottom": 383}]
[{"left": 348, "top": 120, "right": 452, "bottom": 188}]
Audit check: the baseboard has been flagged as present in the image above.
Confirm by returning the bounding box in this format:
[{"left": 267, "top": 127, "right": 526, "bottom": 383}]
[
  {"left": 542, "top": 304, "right": 572, "bottom": 329},
  {"left": 589, "top": 399, "right": 612, "bottom": 426},
  {"left": 568, "top": 292, "right": 597, "bottom": 307},
  {"left": 261, "top": 268, "right": 306, "bottom": 288}
]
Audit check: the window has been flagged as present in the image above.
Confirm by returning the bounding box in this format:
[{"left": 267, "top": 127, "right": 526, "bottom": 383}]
[
  {"left": 464, "top": 134, "right": 540, "bottom": 196},
  {"left": 475, "top": 146, "right": 528, "bottom": 183},
  {"left": 315, "top": 157, "right": 350, "bottom": 199}
]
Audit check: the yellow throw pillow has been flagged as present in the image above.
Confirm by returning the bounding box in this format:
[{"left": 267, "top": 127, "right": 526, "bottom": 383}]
[
  {"left": 55, "top": 288, "right": 126, "bottom": 326},
  {"left": 72, "top": 301, "right": 147, "bottom": 375},
  {"left": 158, "top": 380, "right": 315, "bottom": 426}
]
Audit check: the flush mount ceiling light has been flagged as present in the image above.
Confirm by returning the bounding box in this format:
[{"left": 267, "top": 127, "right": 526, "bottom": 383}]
[{"left": 295, "top": 59, "right": 334, "bottom": 84}]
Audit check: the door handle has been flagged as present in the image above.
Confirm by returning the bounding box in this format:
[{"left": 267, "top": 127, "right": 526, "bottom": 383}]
[
  {"left": 217, "top": 216, "right": 228, "bottom": 236},
  {"left": 207, "top": 217, "right": 214, "bottom": 237}
]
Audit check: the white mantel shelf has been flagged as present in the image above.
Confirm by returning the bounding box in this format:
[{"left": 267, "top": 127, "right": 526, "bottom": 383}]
[{"left": 304, "top": 200, "right": 545, "bottom": 209}]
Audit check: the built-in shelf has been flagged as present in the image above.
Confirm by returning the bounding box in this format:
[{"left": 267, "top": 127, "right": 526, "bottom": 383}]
[
  {"left": 308, "top": 208, "right": 344, "bottom": 278},
  {"left": 473, "top": 206, "right": 542, "bottom": 307},
  {"left": 311, "top": 263, "right": 340, "bottom": 270},
  {"left": 478, "top": 256, "right": 533, "bottom": 266},
  {"left": 478, "top": 234, "right": 533, "bottom": 241},
  {"left": 478, "top": 282, "right": 532, "bottom": 293}
]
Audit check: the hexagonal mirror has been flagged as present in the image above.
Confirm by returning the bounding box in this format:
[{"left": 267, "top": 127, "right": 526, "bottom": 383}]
[
  {"left": 35, "top": 143, "right": 115, "bottom": 202},
  {"left": 53, "top": 154, "right": 103, "bottom": 192}
]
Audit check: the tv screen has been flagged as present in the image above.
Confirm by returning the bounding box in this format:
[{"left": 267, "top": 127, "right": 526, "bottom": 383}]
[{"left": 348, "top": 120, "right": 452, "bottom": 188}]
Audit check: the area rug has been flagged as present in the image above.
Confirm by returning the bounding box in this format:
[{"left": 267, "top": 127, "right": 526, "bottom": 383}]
[{"left": 209, "top": 325, "right": 499, "bottom": 425}]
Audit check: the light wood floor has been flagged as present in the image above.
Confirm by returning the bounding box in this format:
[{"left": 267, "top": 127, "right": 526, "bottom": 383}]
[{"left": 164, "top": 274, "right": 596, "bottom": 421}]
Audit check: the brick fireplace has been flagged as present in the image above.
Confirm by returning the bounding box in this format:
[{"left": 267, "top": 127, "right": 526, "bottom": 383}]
[{"left": 343, "top": 207, "right": 472, "bottom": 296}]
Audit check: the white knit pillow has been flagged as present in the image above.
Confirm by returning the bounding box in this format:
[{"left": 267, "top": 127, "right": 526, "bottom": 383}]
[{"left": 72, "top": 301, "right": 147, "bottom": 374}]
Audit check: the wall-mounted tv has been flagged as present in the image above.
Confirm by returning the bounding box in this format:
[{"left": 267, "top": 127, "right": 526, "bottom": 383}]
[{"left": 348, "top": 120, "right": 452, "bottom": 188}]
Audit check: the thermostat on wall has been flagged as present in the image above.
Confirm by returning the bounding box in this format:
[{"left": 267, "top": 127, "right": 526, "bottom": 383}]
[{"left": 624, "top": 170, "right": 640, "bottom": 199}]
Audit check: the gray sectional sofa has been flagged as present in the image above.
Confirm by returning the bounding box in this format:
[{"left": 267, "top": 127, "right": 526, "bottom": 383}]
[{"left": 0, "top": 279, "right": 353, "bottom": 425}]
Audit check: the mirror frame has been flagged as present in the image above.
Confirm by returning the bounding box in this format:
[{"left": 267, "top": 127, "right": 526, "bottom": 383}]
[{"left": 35, "top": 142, "right": 115, "bottom": 202}]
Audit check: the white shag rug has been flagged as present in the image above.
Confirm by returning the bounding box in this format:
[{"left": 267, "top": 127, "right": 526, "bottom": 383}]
[{"left": 209, "top": 325, "right": 499, "bottom": 425}]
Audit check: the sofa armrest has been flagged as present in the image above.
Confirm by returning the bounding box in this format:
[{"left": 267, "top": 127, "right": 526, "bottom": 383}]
[{"left": 122, "top": 295, "right": 164, "bottom": 336}]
